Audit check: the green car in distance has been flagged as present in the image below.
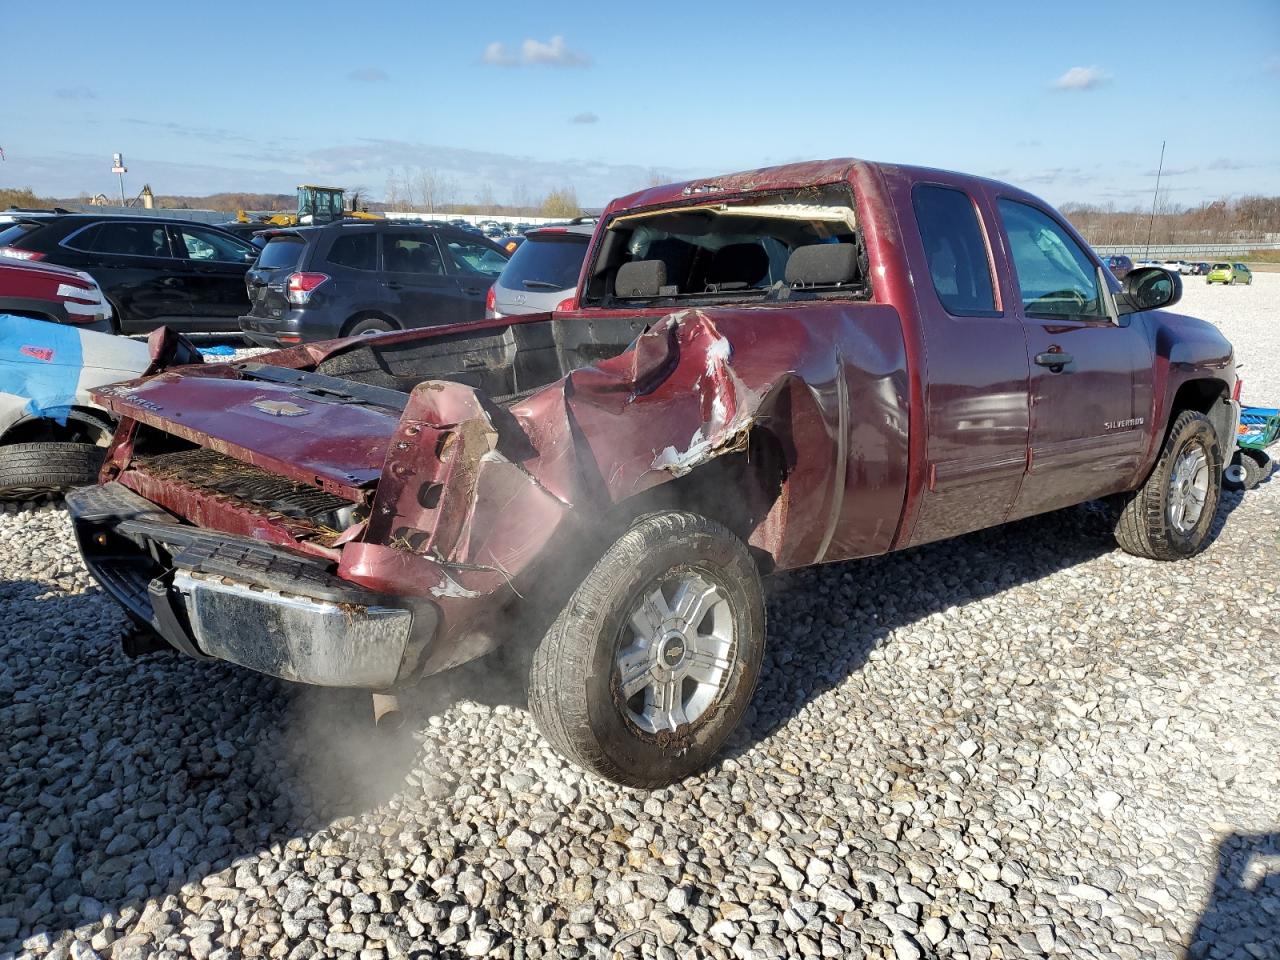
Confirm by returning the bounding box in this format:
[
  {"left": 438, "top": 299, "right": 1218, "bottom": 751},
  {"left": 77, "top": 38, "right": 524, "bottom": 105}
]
[{"left": 1207, "top": 262, "right": 1253, "bottom": 285}]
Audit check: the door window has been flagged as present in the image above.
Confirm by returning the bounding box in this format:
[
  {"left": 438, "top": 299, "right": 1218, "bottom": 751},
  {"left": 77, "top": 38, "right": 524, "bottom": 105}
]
[
  {"left": 384, "top": 233, "right": 444, "bottom": 275},
  {"left": 997, "top": 199, "right": 1104, "bottom": 320},
  {"left": 176, "top": 226, "right": 255, "bottom": 262},
  {"left": 327, "top": 232, "right": 378, "bottom": 271},
  {"left": 441, "top": 238, "right": 507, "bottom": 278},
  {"left": 90, "top": 222, "right": 172, "bottom": 258},
  {"left": 912, "top": 184, "right": 997, "bottom": 315}
]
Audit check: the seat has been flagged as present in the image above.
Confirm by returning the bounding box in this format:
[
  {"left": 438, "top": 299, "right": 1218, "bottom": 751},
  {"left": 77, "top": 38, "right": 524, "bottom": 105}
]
[
  {"left": 784, "top": 243, "right": 859, "bottom": 287},
  {"left": 704, "top": 243, "right": 770, "bottom": 291}
]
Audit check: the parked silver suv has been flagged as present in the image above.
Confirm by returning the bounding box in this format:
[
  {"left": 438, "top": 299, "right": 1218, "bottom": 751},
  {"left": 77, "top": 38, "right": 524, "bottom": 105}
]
[{"left": 487, "top": 219, "right": 596, "bottom": 317}]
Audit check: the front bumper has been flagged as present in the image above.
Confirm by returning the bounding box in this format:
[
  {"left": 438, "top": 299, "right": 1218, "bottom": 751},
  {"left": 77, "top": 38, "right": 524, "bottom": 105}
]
[{"left": 67, "top": 483, "right": 430, "bottom": 688}]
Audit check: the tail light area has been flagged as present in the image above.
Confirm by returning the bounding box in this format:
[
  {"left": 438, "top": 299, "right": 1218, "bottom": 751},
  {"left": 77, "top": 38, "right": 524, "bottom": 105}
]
[
  {"left": 287, "top": 272, "right": 329, "bottom": 305},
  {"left": 485, "top": 284, "right": 500, "bottom": 319},
  {"left": 0, "top": 246, "right": 44, "bottom": 261},
  {"left": 56, "top": 278, "right": 110, "bottom": 324}
]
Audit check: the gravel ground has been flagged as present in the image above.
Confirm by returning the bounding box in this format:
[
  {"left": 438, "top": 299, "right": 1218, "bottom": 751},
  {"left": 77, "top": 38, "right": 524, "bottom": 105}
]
[{"left": 2, "top": 280, "right": 1278, "bottom": 960}]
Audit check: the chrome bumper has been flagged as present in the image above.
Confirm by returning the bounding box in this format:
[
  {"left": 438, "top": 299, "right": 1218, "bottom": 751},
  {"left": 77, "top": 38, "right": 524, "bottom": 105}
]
[
  {"left": 174, "top": 571, "right": 413, "bottom": 688},
  {"left": 68, "top": 483, "right": 431, "bottom": 688}
]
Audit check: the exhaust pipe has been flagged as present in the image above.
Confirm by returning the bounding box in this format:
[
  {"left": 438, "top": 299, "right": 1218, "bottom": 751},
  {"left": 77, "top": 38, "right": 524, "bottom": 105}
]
[{"left": 371, "top": 692, "right": 403, "bottom": 729}]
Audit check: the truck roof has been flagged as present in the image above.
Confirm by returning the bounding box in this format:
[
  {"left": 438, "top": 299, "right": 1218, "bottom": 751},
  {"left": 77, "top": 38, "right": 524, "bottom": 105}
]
[
  {"left": 608, "top": 159, "right": 860, "bottom": 215},
  {"left": 605, "top": 157, "right": 1035, "bottom": 219}
]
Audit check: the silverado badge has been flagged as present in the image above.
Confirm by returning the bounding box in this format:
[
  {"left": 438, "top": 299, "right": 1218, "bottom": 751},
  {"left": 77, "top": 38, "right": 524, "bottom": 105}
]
[{"left": 252, "top": 399, "right": 308, "bottom": 417}]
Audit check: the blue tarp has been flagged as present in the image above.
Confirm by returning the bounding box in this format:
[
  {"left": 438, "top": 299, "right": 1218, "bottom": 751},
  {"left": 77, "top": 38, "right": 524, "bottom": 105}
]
[{"left": 0, "top": 314, "right": 85, "bottom": 425}]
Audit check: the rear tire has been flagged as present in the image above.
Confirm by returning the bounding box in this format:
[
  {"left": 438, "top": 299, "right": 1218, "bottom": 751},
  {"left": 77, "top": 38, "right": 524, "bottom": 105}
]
[
  {"left": 1114, "top": 410, "right": 1222, "bottom": 560},
  {"left": 528, "top": 511, "right": 765, "bottom": 787},
  {"left": 0, "top": 442, "right": 105, "bottom": 499},
  {"left": 344, "top": 315, "right": 395, "bottom": 337}
]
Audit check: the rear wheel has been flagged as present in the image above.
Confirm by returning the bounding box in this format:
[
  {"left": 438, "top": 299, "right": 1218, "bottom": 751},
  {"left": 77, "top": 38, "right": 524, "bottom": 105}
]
[
  {"left": 0, "top": 441, "right": 106, "bottom": 499},
  {"left": 1114, "top": 410, "right": 1222, "bottom": 560},
  {"left": 528, "top": 511, "right": 765, "bottom": 787},
  {"left": 344, "top": 315, "right": 396, "bottom": 337}
]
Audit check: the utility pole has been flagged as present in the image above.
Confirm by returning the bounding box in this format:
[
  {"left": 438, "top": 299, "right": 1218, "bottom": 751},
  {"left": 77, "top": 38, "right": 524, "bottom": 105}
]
[
  {"left": 111, "top": 152, "right": 128, "bottom": 206},
  {"left": 1144, "top": 140, "right": 1165, "bottom": 259}
]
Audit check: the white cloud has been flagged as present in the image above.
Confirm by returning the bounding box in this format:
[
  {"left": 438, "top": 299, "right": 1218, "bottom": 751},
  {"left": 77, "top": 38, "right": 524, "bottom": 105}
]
[
  {"left": 483, "top": 36, "right": 590, "bottom": 67},
  {"left": 1052, "top": 66, "right": 1110, "bottom": 91},
  {"left": 481, "top": 41, "right": 513, "bottom": 65},
  {"left": 347, "top": 67, "right": 389, "bottom": 82},
  {"left": 571, "top": 112, "right": 599, "bottom": 124}
]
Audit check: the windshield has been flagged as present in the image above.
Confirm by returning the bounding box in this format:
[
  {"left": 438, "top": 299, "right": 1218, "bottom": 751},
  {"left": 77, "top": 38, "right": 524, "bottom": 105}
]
[
  {"left": 1212, "top": 263, "right": 1230, "bottom": 270},
  {"left": 257, "top": 236, "right": 306, "bottom": 270},
  {"left": 499, "top": 234, "right": 589, "bottom": 291}
]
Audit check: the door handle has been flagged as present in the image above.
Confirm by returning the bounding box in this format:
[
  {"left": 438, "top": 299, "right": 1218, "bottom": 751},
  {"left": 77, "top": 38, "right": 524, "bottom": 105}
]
[
  {"left": 1034, "top": 351, "right": 1073, "bottom": 372},
  {"left": 385, "top": 281, "right": 403, "bottom": 290},
  {"left": 460, "top": 286, "right": 485, "bottom": 296}
]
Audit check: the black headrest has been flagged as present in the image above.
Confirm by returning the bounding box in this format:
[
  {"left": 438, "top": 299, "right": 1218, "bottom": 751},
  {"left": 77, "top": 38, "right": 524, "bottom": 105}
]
[
  {"left": 708, "top": 243, "right": 770, "bottom": 286},
  {"left": 785, "top": 243, "right": 859, "bottom": 287},
  {"left": 615, "top": 260, "right": 667, "bottom": 298}
]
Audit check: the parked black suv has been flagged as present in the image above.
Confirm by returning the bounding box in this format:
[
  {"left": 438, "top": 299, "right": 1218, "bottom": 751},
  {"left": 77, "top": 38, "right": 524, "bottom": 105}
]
[
  {"left": 0, "top": 214, "right": 258, "bottom": 333},
  {"left": 240, "top": 221, "right": 510, "bottom": 346}
]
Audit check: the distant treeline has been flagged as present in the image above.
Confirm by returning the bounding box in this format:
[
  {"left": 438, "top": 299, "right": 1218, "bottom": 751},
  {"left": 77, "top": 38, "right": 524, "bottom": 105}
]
[
  {"left": 5, "top": 184, "right": 1279, "bottom": 248},
  {"left": 1062, "top": 195, "right": 1280, "bottom": 248}
]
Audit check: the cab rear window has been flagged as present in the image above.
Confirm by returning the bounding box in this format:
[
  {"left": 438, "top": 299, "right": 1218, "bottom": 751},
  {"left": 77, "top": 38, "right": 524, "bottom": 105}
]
[{"left": 257, "top": 236, "right": 306, "bottom": 269}]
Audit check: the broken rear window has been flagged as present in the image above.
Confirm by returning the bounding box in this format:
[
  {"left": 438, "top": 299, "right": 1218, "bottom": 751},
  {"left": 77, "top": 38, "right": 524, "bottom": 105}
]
[{"left": 583, "top": 183, "right": 866, "bottom": 308}]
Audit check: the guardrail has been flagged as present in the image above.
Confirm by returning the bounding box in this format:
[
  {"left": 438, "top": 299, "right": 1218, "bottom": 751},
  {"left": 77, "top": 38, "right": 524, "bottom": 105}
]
[{"left": 1090, "top": 242, "right": 1280, "bottom": 258}]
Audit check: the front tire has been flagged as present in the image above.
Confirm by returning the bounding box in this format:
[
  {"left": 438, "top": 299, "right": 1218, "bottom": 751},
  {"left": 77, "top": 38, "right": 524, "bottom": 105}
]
[
  {"left": 1114, "top": 410, "right": 1222, "bottom": 560},
  {"left": 528, "top": 511, "right": 765, "bottom": 787}
]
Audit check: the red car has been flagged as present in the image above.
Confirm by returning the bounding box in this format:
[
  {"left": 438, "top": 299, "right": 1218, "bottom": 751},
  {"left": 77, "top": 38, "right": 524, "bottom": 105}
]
[
  {"left": 70, "top": 158, "right": 1237, "bottom": 786},
  {"left": 0, "top": 257, "right": 113, "bottom": 331}
]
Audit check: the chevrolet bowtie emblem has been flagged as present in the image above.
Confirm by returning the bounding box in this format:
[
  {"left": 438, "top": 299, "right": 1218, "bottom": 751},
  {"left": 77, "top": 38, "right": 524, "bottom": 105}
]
[{"left": 252, "top": 399, "right": 308, "bottom": 417}]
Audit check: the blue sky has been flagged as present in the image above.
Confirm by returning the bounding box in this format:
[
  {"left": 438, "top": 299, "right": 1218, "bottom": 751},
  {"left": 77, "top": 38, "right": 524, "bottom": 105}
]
[{"left": 2, "top": 0, "right": 1278, "bottom": 209}]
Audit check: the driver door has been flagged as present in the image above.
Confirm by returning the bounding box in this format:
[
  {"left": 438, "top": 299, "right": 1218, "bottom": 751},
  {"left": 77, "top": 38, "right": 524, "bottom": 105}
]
[{"left": 996, "top": 198, "right": 1153, "bottom": 519}]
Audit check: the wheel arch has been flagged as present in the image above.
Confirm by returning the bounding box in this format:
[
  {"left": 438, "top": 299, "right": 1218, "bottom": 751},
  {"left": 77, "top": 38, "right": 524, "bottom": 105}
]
[
  {"left": 1168, "top": 377, "right": 1233, "bottom": 453},
  {"left": 340, "top": 310, "right": 400, "bottom": 337},
  {"left": 606, "top": 425, "right": 790, "bottom": 574},
  {"left": 0, "top": 406, "right": 116, "bottom": 445}
]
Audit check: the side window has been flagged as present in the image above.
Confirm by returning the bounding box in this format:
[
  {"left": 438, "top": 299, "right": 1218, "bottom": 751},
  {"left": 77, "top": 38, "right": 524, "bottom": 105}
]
[
  {"left": 442, "top": 239, "right": 506, "bottom": 278},
  {"left": 997, "top": 199, "right": 1104, "bottom": 319},
  {"left": 91, "top": 223, "right": 172, "bottom": 258},
  {"left": 177, "top": 226, "right": 254, "bottom": 262},
  {"left": 384, "top": 233, "right": 443, "bottom": 275},
  {"left": 327, "top": 233, "right": 378, "bottom": 271},
  {"left": 912, "top": 184, "right": 997, "bottom": 315},
  {"left": 61, "top": 224, "right": 101, "bottom": 252}
]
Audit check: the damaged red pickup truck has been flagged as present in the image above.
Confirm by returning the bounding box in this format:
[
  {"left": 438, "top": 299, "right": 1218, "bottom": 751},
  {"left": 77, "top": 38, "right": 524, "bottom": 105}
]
[{"left": 69, "top": 159, "right": 1238, "bottom": 786}]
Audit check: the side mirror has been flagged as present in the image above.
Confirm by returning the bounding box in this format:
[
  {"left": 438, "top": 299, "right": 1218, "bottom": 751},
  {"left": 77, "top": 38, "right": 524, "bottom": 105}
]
[{"left": 1116, "top": 266, "right": 1181, "bottom": 315}]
